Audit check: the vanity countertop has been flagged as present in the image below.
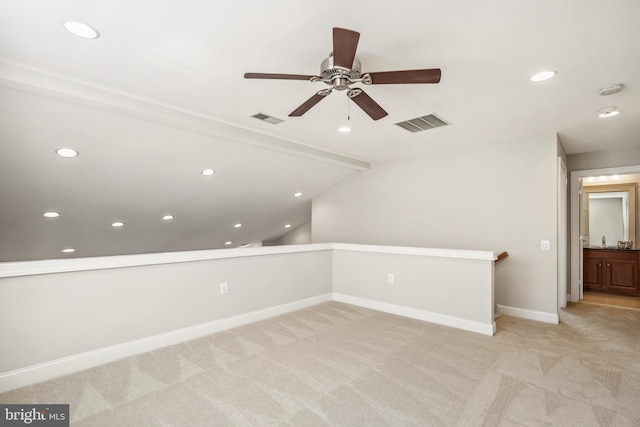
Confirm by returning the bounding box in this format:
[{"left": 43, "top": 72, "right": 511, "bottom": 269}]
[{"left": 585, "top": 246, "right": 640, "bottom": 251}]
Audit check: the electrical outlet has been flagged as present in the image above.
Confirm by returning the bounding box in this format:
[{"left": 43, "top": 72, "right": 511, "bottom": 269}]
[
  {"left": 541, "top": 240, "right": 551, "bottom": 251},
  {"left": 220, "top": 282, "right": 228, "bottom": 294},
  {"left": 387, "top": 273, "right": 395, "bottom": 284}
]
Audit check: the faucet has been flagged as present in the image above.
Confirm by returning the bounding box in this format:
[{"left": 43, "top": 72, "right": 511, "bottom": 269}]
[{"left": 602, "top": 235, "right": 606, "bottom": 249}]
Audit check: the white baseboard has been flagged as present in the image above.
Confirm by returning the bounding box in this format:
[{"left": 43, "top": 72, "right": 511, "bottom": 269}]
[
  {"left": 0, "top": 294, "right": 332, "bottom": 394},
  {"left": 333, "top": 293, "right": 496, "bottom": 336},
  {"left": 496, "top": 304, "right": 559, "bottom": 324}
]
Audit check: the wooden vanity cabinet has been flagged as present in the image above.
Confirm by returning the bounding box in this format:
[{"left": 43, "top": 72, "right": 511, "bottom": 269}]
[{"left": 583, "top": 248, "right": 640, "bottom": 296}]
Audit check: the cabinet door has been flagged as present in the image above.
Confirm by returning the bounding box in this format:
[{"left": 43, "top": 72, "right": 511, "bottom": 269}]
[
  {"left": 605, "top": 259, "right": 639, "bottom": 294},
  {"left": 583, "top": 257, "right": 604, "bottom": 290}
]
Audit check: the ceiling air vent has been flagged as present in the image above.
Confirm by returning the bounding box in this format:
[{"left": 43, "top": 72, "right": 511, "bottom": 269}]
[
  {"left": 395, "top": 113, "right": 450, "bottom": 133},
  {"left": 251, "top": 113, "right": 284, "bottom": 124}
]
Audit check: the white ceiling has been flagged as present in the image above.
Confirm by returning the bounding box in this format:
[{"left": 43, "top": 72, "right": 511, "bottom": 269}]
[{"left": 1, "top": 0, "right": 639, "bottom": 261}]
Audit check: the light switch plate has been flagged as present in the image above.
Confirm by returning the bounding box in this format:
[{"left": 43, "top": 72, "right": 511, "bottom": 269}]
[{"left": 541, "top": 240, "right": 551, "bottom": 251}]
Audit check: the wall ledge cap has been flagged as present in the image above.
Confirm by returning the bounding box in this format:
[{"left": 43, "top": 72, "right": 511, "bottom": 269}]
[{"left": 0, "top": 243, "right": 498, "bottom": 278}]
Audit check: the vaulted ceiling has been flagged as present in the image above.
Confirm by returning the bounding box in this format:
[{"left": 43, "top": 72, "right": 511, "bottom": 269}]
[{"left": 1, "top": 0, "right": 639, "bottom": 261}]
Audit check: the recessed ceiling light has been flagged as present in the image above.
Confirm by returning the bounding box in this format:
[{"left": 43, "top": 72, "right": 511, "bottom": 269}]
[
  {"left": 43, "top": 211, "right": 61, "bottom": 218},
  {"left": 529, "top": 70, "right": 556, "bottom": 82},
  {"left": 338, "top": 126, "right": 351, "bottom": 133},
  {"left": 599, "top": 84, "right": 623, "bottom": 96},
  {"left": 234, "top": 223, "right": 242, "bottom": 228},
  {"left": 598, "top": 107, "right": 620, "bottom": 118},
  {"left": 284, "top": 224, "right": 292, "bottom": 228},
  {"left": 162, "top": 215, "right": 174, "bottom": 221},
  {"left": 112, "top": 221, "right": 125, "bottom": 227},
  {"left": 201, "top": 168, "right": 215, "bottom": 176},
  {"left": 61, "top": 248, "right": 76, "bottom": 253},
  {"left": 63, "top": 21, "right": 100, "bottom": 39},
  {"left": 225, "top": 241, "right": 232, "bottom": 245},
  {"left": 294, "top": 192, "right": 303, "bottom": 197},
  {"left": 56, "top": 148, "right": 79, "bottom": 158}
]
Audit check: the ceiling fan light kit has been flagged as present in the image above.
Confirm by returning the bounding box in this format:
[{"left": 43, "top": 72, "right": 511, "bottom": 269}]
[{"left": 244, "top": 27, "right": 441, "bottom": 121}]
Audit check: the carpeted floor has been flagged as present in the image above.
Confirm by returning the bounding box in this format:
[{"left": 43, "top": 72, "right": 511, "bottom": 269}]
[{"left": 1, "top": 301, "right": 639, "bottom": 426}]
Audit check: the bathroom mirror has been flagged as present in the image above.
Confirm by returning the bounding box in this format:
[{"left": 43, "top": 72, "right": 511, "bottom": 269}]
[{"left": 582, "top": 183, "right": 637, "bottom": 248}]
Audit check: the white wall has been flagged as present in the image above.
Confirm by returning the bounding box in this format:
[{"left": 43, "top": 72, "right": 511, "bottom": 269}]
[
  {"left": 263, "top": 221, "right": 312, "bottom": 246},
  {"left": 332, "top": 250, "right": 495, "bottom": 334},
  {"left": 280, "top": 221, "right": 312, "bottom": 245},
  {"left": 312, "top": 134, "right": 560, "bottom": 315},
  {"left": 0, "top": 250, "right": 332, "bottom": 374},
  {"left": 567, "top": 146, "right": 640, "bottom": 172}
]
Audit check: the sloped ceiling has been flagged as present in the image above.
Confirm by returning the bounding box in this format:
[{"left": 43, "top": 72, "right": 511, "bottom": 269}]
[{"left": 1, "top": 0, "right": 639, "bottom": 261}]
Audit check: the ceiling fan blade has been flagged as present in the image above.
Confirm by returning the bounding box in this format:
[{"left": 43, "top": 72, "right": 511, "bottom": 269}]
[
  {"left": 366, "top": 69, "right": 442, "bottom": 84},
  {"left": 289, "top": 90, "right": 331, "bottom": 117},
  {"left": 332, "top": 28, "right": 360, "bottom": 69},
  {"left": 244, "top": 73, "right": 315, "bottom": 81},
  {"left": 348, "top": 88, "right": 388, "bottom": 121}
]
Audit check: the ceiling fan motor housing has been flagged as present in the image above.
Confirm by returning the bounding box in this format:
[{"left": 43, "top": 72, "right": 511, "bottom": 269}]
[{"left": 320, "top": 55, "right": 362, "bottom": 90}]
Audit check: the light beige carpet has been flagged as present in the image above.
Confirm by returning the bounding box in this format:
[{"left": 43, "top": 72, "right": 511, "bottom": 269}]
[{"left": 1, "top": 301, "right": 639, "bottom": 426}]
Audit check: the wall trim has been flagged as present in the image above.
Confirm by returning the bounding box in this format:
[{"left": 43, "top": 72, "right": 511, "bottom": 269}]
[
  {"left": 333, "top": 293, "right": 496, "bottom": 336},
  {"left": 0, "top": 243, "right": 498, "bottom": 278},
  {"left": 332, "top": 243, "right": 498, "bottom": 261},
  {"left": 0, "top": 294, "right": 332, "bottom": 394},
  {"left": 496, "top": 304, "right": 559, "bottom": 324},
  {"left": 0, "top": 244, "right": 334, "bottom": 278}
]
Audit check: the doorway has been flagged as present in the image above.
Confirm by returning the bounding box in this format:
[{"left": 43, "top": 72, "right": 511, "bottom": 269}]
[{"left": 570, "top": 165, "right": 640, "bottom": 303}]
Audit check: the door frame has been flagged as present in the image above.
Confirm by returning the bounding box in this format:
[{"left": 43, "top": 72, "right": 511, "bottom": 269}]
[
  {"left": 570, "top": 165, "right": 640, "bottom": 302},
  {"left": 558, "top": 158, "right": 568, "bottom": 309}
]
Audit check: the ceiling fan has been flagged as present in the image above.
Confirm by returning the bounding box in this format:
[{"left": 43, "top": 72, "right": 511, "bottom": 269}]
[{"left": 244, "top": 27, "right": 441, "bottom": 121}]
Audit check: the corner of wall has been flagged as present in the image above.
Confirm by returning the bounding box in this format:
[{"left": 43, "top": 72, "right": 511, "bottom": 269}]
[{"left": 496, "top": 304, "right": 559, "bottom": 324}]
